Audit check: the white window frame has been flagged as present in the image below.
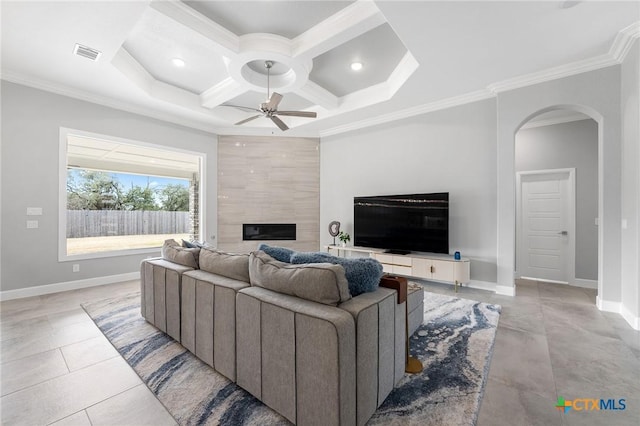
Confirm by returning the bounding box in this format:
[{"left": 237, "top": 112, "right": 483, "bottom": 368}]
[{"left": 58, "top": 127, "right": 206, "bottom": 262}]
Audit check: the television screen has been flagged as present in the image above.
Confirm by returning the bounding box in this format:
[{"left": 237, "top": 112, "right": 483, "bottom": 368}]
[{"left": 354, "top": 193, "right": 449, "bottom": 254}]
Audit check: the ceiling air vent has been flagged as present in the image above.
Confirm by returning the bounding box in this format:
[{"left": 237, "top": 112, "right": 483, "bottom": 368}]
[{"left": 73, "top": 43, "right": 101, "bottom": 61}]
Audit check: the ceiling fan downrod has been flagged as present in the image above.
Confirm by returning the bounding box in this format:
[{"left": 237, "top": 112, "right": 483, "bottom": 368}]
[{"left": 265, "top": 60, "right": 273, "bottom": 102}]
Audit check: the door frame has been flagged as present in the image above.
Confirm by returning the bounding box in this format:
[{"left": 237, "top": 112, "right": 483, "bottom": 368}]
[{"left": 515, "top": 168, "right": 576, "bottom": 285}]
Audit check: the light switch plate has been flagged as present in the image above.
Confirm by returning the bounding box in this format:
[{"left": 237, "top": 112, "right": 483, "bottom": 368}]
[
  {"left": 26, "top": 220, "right": 39, "bottom": 229},
  {"left": 27, "top": 207, "right": 43, "bottom": 216}
]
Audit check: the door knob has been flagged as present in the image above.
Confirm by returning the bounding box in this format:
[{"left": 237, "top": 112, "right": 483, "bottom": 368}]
[{"left": 558, "top": 231, "right": 568, "bottom": 235}]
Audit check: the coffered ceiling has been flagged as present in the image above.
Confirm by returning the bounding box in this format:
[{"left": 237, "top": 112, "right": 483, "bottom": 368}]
[{"left": 1, "top": 1, "right": 638, "bottom": 137}]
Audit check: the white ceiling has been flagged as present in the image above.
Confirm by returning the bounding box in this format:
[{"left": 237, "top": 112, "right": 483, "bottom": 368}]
[
  {"left": 1, "top": 1, "right": 638, "bottom": 137},
  {"left": 67, "top": 133, "right": 200, "bottom": 179}
]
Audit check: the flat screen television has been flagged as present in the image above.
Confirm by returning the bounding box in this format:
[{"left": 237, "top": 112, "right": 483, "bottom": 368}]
[{"left": 354, "top": 192, "right": 449, "bottom": 254}]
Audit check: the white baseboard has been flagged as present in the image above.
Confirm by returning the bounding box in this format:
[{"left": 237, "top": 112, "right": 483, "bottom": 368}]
[
  {"left": 620, "top": 304, "right": 640, "bottom": 331},
  {"left": 0, "top": 272, "right": 139, "bottom": 301},
  {"left": 495, "top": 284, "right": 516, "bottom": 296},
  {"left": 572, "top": 278, "right": 598, "bottom": 289},
  {"left": 596, "top": 296, "right": 640, "bottom": 331},
  {"left": 467, "top": 280, "right": 497, "bottom": 292},
  {"left": 596, "top": 296, "right": 621, "bottom": 313},
  {"left": 522, "top": 276, "right": 568, "bottom": 285}
]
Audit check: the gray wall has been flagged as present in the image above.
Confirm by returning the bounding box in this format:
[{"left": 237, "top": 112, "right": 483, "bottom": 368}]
[
  {"left": 320, "top": 99, "right": 498, "bottom": 285},
  {"left": 621, "top": 39, "right": 639, "bottom": 321},
  {"left": 1, "top": 81, "right": 218, "bottom": 292},
  {"left": 515, "top": 119, "right": 598, "bottom": 281}
]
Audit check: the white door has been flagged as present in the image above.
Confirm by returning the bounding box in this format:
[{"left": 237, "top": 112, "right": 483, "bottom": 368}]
[{"left": 517, "top": 170, "right": 574, "bottom": 283}]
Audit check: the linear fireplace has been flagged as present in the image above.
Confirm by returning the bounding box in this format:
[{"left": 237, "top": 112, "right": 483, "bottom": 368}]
[{"left": 242, "top": 224, "right": 296, "bottom": 241}]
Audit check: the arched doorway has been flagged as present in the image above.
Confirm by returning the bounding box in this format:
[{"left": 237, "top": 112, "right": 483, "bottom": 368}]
[
  {"left": 495, "top": 68, "right": 623, "bottom": 315},
  {"left": 514, "top": 108, "right": 599, "bottom": 302}
]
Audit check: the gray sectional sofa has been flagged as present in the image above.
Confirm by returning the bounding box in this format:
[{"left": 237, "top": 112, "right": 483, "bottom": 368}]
[{"left": 140, "top": 243, "right": 424, "bottom": 426}]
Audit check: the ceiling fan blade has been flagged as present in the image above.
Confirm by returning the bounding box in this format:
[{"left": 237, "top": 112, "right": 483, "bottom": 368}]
[
  {"left": 265, "top": 92, "right": 283, "bottom": 110},
  {"left": 235, "top": 115, "right": 262, "bottom": 125},
  {"left": 270, "top": 115, "right": 289, "bottom": 131},
  {"left": 222, "top": 104, "right": 261, "bottom": 112},
  {"left": 274, "top": 111, "right": 317, "bottom": 118}
]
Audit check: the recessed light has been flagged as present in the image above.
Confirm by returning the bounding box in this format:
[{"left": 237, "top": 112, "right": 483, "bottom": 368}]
[
  {"left": 351, "top": 62, "right": 363, "bottom": 71},
  {"left": 172, "top": 58, "right": 185, "bottom": 67}
]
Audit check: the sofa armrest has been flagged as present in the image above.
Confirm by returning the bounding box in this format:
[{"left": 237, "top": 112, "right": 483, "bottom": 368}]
[
  {"left": 339, "top": 287, "right": 406, "bottom": 425},
  {"left": 236, "top": 286, "right": 356, "bottom": 426},
  {"left": 140, "top": 258, "right": 193, "bottom": 341}
]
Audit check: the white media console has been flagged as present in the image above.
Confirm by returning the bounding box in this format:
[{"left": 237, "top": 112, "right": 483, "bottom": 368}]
[{"left": 326, "top": 246, "right": 470, "bottom": 292}]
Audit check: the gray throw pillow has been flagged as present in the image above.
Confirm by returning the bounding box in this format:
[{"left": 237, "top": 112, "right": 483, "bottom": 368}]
[
  {"left": 249, "top": 251, "right": 351, "bottom": 306},
  {"left": 257, "top": 243, "right": 296, "bottom": 263},
  {"left": 162, "top": 239, "right": 199, "bottom": 268},
  {"left": 199, "top": 248, "right": 250, "bottom": 283},
  {"left": 290, "top": 252, "right": 383, "bottom": 296}
]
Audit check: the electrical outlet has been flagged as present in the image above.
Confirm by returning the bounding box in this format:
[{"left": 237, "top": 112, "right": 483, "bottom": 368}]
[
  {"left": 72, "top": 264, "right": 80, "bottom": 272},
  {"left": 26, "top": 220, "right": 39, "bottom": 229}
]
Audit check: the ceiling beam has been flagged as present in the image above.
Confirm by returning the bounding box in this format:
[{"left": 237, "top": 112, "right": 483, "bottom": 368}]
[
  {"left": 200, "top": 77, "right": 249, "bottom": 109},
  {"left": 295, "top": 80, "right": 339, "bottom": 110},
  {"left": 291, "top": 0, "right": 387, "bottom": 60},
  {"left": 150, "top": 0, "right": 239, "bottom": 57}
]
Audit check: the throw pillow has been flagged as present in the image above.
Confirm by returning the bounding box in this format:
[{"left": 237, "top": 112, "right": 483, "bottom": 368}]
[
  {"left": 257, "top": 243, "right": 296, "bottom": 263},
  {"left": 290, "top": 252, "right": 383, "bottom": 296},
  {"left": 182, "top": 239, "right": 203, "bottom": 248},
  {"left": 199, "top": 247, "right": 250, "bottom": 283},
  {"left": 249, "top": 251, "right": 351, "bottom": 306},
  {"left": 162, "top": 239, "right": 200, "bottom": 268}
]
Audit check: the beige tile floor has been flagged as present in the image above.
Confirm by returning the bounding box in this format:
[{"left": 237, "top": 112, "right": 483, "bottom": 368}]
[
  {"left": 1, "top": 278, "right": 639, "bottom": 425},
  {"left": 0, "top": 281, "right": 176, "bottom": 426}
]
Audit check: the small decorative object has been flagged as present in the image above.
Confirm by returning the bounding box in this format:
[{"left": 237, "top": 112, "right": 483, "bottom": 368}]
[
  {"left": 328, "top": 221, "right": 341, "bottom": 245},
  {"left": 454, "top": 251, "right": 461, "bottom": 260},
  {"left": 338, "top": 231, "right": 350, "bottom": 247}
]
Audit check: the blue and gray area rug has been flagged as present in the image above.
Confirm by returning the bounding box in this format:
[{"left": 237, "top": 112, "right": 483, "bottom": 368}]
[{"left": 82, "top": 291, "right": 500, "bottom": 426}]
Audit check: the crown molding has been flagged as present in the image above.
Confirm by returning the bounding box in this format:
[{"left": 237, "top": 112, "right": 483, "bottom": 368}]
[
  {"left": 0, "top": 70, "right": 220, "bottom": 135},
  {"left": 319, "top": 89, "right": 494, "bottom": 138},
  {"left": 609, "top": 21, "right": 640, "bottom": 62},
  {"left": 488, "top": 20, "right": 639, "bottom": 95},
  {"left": 487, "top": 54, "right": 618, "bottom": 94}
]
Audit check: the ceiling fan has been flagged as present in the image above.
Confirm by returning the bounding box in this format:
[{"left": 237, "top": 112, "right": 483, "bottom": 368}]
[{"left": 223, "top": 60, "right": 317, "bottom": 131}]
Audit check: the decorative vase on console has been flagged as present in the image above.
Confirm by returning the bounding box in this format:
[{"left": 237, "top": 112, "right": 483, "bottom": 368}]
[
  {"left": 338, "top": 231, "right": 350, "bottom": 247},
  {"left": 328, "top": 221, "right": 341, "bottom": 246}
]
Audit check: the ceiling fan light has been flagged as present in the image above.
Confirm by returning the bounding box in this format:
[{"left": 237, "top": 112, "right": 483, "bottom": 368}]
[
  {"left": 172, "top": 58, "right": 185, "bottom": 68},
  {"left": 351, "top": 62, "right": 363, "bottom": 71}
]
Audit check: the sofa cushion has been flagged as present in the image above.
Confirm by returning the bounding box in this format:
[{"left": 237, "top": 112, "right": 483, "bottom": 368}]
[
  {"left": 290, "top": 252, "right": 383, "bottom": 297},
  {"left": 162, "top": 239, "right": 200, "bottom": 268},
  {"left": 257, "top": 243, "right": 295, "bottom": 263},
  {"left": 198, "top": 248, "right": 250, "bottom": 283},
  {"left": 249, "top": 251, "right": 351, "bottom": 306}
]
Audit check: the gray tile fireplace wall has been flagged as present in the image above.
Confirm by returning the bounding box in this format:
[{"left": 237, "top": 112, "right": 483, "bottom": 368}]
[{"left": 217, "top": 135, "right": 320, "bottom": 253}]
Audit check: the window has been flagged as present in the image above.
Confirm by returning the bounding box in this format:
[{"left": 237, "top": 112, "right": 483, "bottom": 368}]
[{"left": 59, "top": 128, "right": 205, "bottom": 260}]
